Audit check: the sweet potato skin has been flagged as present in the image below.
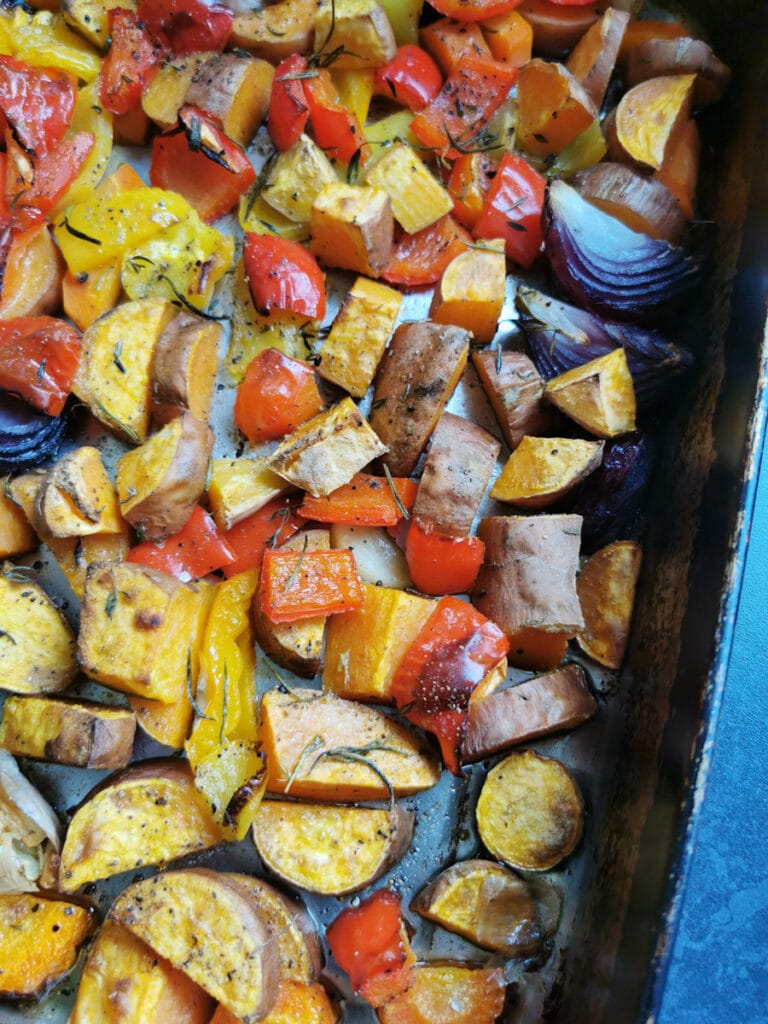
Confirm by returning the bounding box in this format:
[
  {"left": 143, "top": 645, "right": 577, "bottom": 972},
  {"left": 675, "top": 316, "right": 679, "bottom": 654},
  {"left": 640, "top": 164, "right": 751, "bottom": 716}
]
[
  {"left": 471, "top": 350, "right": 553, "bottom": 451},
  {"left": 150, "top": 311, "right": 222, "bottom": 427},
  {"left": 0, "top": 573, "right": 77, "bottom": 695}
]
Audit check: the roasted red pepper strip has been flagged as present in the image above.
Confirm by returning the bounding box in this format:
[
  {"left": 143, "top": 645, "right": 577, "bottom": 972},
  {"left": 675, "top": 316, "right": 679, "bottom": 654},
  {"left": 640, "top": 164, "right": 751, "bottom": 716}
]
[
  {"left": 429, "top": 0, "right": 524, "bottom": 21},
  {"left": 150, "top": 105, "right": 256, "bottom": 223},
  {"left": 137, "top": 0, "right": 233, "bottom": 56},
  {"left": 405, "top": 519, "right": 485, "bottom": 595},
  {"left": 221, "top": 498, "right": 303, "bottom": 579},
  {"left": 374, "top": 45, "right": 443, "bottom": 112},
  {"left": 6, "top": 131, "right": 95, "bottom": 234},
  {"left": 260, "top": 547, "right": 364, "bottom": 623},
  {"left": 304, "top": 67, "right": 367, "bottom": 164},
  {"left": 382, "top": 215, "right": 472, "bottom": 288},
  {"left": 473, "top": 151, "right": 546, "bottom": 266},
  {"left": 410, "top": 53, "right": 518, "bottom": 158},
  {"left": 234, "top": 348, "right": 324, "bottom": 445},
  {"left": 300, "top": 473, "right": 417, "bottom": 527},
  {"left": 391, "top": 595, "right": 509, "bottom": 773},
  {"left": 0, "top": 57, "right": 75, "bottom": 157},
  {"left": 99, "top": 8, "right": 166, "bottom": 116},
  {"left": 0, "top": 316, "right": 81, "bottom": 416},
  {"left": 243, "top": 234, "right": 326, "bottom": 319},
  {"left": 127, "top": 505, "right": 235, "bottom": 581},
  {"left": 326, "top": 890, "right": 415, "bottom": 1008},
  {"left": 268, "top": 54, "right": 311, "bottom": 152}
]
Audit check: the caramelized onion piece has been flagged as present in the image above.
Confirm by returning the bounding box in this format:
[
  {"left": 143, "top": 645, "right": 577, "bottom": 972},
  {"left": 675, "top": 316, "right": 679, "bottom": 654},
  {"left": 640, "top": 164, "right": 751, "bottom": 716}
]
[{"left": 573, "top": 162, "right": 687, "bottom": 243}]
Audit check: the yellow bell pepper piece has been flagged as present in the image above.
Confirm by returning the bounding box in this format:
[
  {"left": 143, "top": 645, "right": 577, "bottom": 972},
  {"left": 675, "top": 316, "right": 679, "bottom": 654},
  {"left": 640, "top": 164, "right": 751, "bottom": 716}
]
[
  {"left": 49, "top": 83, "right": 113, "bottom": 219},
  {"left": 238, "top": 189, "right": 309, "bottom": 242},
  {"left": 548, "top": 120, "right": 608, "bottom": 178},
  {"left": 9, "top": 9, "right": 101, "bottom": 82},
  {"left": 364, "top": 108, "right": 419, "bottom": 148},
  {"left": 332, "top": 68, "right": 375, "bottom": 127}
]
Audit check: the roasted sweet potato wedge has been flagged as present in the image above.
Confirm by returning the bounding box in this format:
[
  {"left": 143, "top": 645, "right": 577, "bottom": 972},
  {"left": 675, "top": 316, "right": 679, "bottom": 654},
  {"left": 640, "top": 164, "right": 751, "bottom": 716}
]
[
  {"left": 566, "top": 7, "right": 629, "bottom": 108},
  {"left": 230, "top": 0, "right": 317, "bottom": 63},
  {"left": 34, "top": 446, "right": 124, "bottom": 539},
  {"left": 612, "top": 73, "right": 696, "bottom": 170},
  {"left": 429, "top": 239, "right": 507, "bottom": 344},
  {"left": 574, "top": 161, "right": 687, "bottom": 243},
  {"left": 576, "top": 539, "right": 643, "bottom": 668},
  {"left": 376, "top": 963, "right": 506, "bottom": 1024},
  {"left": 150, "top": 310, "right": 222, "bottom": 428},
  {"left": 623, "top": 36, "right": 731, "bottom": 107},
  {"left": 185, "top": 52, "right": 274, "bottom": 147},
  {"left": 476, "top": 749, "right": 584, "bottom": 871},
  {"left": 0, "top": 479, "right": 36, "bottom": 558},
  {"left": 516, "top": 58, "right": 598, "bottom": 157},
  {"left": 544, "top": 347, "right": 637, "bottom": 439},
  {"left": 490, "top": 436, "right": 604, "bottom": 508},
  {"left": 0, "top": 571, "right": 77, "bottom": 695},
  {"left": 212, "top": 979, "right": 339, "bottom": 1024},
  {"left": 252, "top": 800, "right": 414, "bottom": 896},
  {"left": 471, "top": 350, "right": 553, "bottom": 451}
]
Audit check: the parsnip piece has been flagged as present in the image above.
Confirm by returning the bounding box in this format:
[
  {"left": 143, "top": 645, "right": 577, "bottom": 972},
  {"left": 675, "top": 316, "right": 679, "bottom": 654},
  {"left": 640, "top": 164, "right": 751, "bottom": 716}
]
[
  {"left": 263, "top": 136, "right": 338, "bottom": 224},
  {"left": 0, "top": 573, "right": 76, "bottom": 695},
  {"left": 230, "top": 0, "right": 318, "bottom": 62},
  {"left": 109, "top": 868, "right": 279, "bottom": 1024},
  {"left": 576, "top": 539, "right": 642, "bottom": 668},
  {"left": 472, "top": 349, "right": 553, "bottom": 451},
  {"left": 476, "top": 749, "right": 584, "bottom": 870},
  {"left": 463, "top": 663, "right": 597, "bottom": 762},
  {"left": 150, "top": 311, "right": 222, "bottom": 428},
  {"left": 141, "top": 51, "right": 216, "bottom": 129},
  {"left": 185, "top": 52, "right": 274, "bottom": 146},
  {"left": 252, "top": 801, "right": 414, "bottom": 895},
  {"left": 323, "top": 582, "right": 434, "bottom": 702},
  {"left": 34, "top": 446, "right": 123, "bottom": 538},
  {"left": 330, "top": 522, "right": 411, "bottom": 590},
  {"left": 265, "top": 397, "right": 387, "bottom": 497},
  {"left": 429, "top": 239, "right": 506, "bottom": 344},
  {"left": 614, "top": 73, "right": 696, "bottom": 170},
  {"left": 491, "top": 435, "right": 604, "bottom": 508},
  {"left": 516, "top": 58, "right": 598, "bottom": 157},
  {"left": 60, "top": 761, "right": 222, "bottom": 891},
  {"left": 365, "top": 142, "right": 453, "bottom": 233},
  {"left": 0, "top": 480, "right": 36, "bottom": 557},
  {"left": 314, "top": 0, "right": 397, "bottom": 69},
  {"left": 0, "top": 696, "right": 136, "bottom": 769},
  {"left": 544, "top": 347, "right": 636, "bottom": 438},
  {"left": 370, "top": 321, "right": 471, "bottom": 476},
  {"left": 310, "top": 184, "right": 395, "bottom": 279},
  {"left": 377, "top": 963, "right": 506, "bottom": 1024},
  {"left": 207, "top": 457, "right": 290, "bottom": 531}
]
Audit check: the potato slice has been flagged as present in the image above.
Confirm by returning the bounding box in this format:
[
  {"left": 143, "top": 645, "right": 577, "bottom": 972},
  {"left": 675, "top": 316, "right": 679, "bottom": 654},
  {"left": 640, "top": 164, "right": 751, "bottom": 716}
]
[
  {"left": 476, "top": 749, "right": 584, "bottom": 871},
  {"left": 230, "top": 0, "right": 317, "bottom": 63},
  {"left": 110, "top": 868, "right": 280, "bottom": 1023},
  {"left": 613, "top": 73, "right": 696, "bottom": 170},
  {"left": 412, "top": 858, "right": 543, "bottom": 957},
  {"left": 116, "top": 412, "right": 214, "bottom": 541},
  {"left": 260, "top": 687, "right": 440, "bottom": 801},
  {"left": 60, "top": 760, "right": 222, "bottom": 892},
  {"left": 0, "top": 572, "right": 77, "bottom": 695},
  {"left": 71, "top": 919, "right": 214, "bottom": 1024},
  {"left": 0, "top": 696, "right": 136, "bottom": 769},
  {"left": 491, "top": 435, "right": 604, "bottom": 508},
  {"left": 376, "top": 963, "right": 506, "bottom": 1024},
  {"left": 471, "top": 350, "right": 553, "bottom": 451},
  {"left": 0, "top": 891, "right": 96, "bottom": 1000},
  {"left": 310, "top": 183, "right": 394, "bottom": 279},
  {"left": 544, "top": 347, "right": 636, "bottom": 439},
  {"left": 566, "top": 7, "right": 629, "bottom": 108},
  {"left": 150, "top": 311, "right": 222, "bottom": 428},
  {"left": 516, "top": 58, "right": 597, "bottom": 157},
  {"left": 576, "top": 539, "right": 642, "bottom": 668},
  {"left": 430, "top": 238, "right": 506, "bottom": 345},
  {"left": 252, "top": 801, "right": 414, "bottom": 895},
  {"left": 34, "top": 446, "right": 124, "bottom": 538},
  {"left": 463, "top": 663, "right": 596, "bottom": 763},
  {"left": 185, "top": 52, "right": 274, "bottom": 147}
]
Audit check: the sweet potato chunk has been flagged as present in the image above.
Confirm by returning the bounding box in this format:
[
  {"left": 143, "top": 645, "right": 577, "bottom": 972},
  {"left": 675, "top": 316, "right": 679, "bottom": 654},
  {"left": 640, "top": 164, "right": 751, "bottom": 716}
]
[
  {"left": 212, "top": 980, "right": 339, "bottom": 1024},
  {"left": 623, "top": 37, "right": 731, "bottom": 107},
  {"left": 576, "top": 539, "right": 642, "bottom": 668},
  {"left": 0, "top": 572, "right": 77, "bottom": 695},
  {"left": 185, "top": 52, "right": 274, "bottom": 146},
  {"left": 60, "top": 760, "right": 222, "bottom": 891},
  {"left": 429, "top": 239, "right": 506, "bottom": 344},
  {"left": 516, "top": 58, "right": 597, "bottom": 157},
  {"left": 252, "top": 801, "right": 414, "bottom": 895},
  {"left": 150, "top": 311, "right": 222, "bottom": 428},
  {"left": 566, "top": 7, "right": 629, "bottom": 108},
  {"left": 490, "top": 435, "right": 604, "bottom": 508},
  {"left": 230, "top": 0, "right": 317, "bottom": 62},
  {"left": 573, "top": 161, "right": 687, "bottom": 243},
  {"left": 310, "top": 183, "right": 394, "bottom": 278},
  {"left": 471, "top": 350, "right": 553, "bottom": 451},
  {"left": 516, "top": 0, "right": 600, "bottom": 57},
  {"left": 476, "top": 749, "right": 584, "bottom": 870},
  {"left": 0, "top": 225, "right": 63, "bottom": 320},
  {"left": 34, "top": 446, "right": 123, "bottom": 538},
  {"left": 0, "top": 481, "right": 36, "bottom": 558},
  {"left": 142, "top": 51, "right": 215, "bottom": 129},
  {"left": 544, "top": 347, "right": 636, "bottom": 439},
  {"left": 110, "top": 868, "right": 280, "bottom": 1024},
  {"left": 613, "top": 73, "right": 696, "bottom": 170},
  {"left": 376, "top": 963, "right": 506, "bottom": 1024}
]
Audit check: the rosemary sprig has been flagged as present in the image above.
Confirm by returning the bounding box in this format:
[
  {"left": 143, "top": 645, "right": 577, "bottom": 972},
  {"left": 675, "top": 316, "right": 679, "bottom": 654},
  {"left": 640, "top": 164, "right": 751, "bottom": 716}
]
[
  {"left": 383, "top": 464, "right": 410, "bottom": 521},
  {"left": 282, "top": 533, "right": 309, "bottom": 592},
  {"left": 93, "top": 400, "right": 141, "bottom": 445},
  {"left": 285, "top": 735, "right": 324, "bottom": 793},
  {"left": 113, "top": 338, "right": 126, "bottom": 374},
  {"left": 0, "top": 630, "right": 16, "bottom": 644},
  {"left": 444, "top": 124, "right": 499, "bottom": 155},
  {"left": 62, "top": 216, "right": 102, "bottom": 246},
  {"left": 311, "top": 741, "right": 404, "bottom": 810}
]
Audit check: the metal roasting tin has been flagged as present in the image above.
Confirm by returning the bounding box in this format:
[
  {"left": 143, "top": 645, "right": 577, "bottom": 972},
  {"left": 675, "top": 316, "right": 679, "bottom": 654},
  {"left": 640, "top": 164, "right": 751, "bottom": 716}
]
[{"left": 2, "top": 1, "right": 768, "bottom": 1022}]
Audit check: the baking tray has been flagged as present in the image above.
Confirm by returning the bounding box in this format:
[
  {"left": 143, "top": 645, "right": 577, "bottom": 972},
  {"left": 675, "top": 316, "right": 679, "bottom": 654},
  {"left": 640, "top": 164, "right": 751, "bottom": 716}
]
[{"left": 2, "top": 2, "right": 768, "bottom": 1022}]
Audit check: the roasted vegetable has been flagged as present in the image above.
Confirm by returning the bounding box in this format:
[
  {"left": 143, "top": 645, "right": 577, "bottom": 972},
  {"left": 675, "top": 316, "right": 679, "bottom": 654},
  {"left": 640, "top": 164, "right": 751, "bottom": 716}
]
[
  {"left": 377, "top": 963, "right": 506, "bottom": 1024},
  {"left": 150, "top": 310, "right": 222, "bottom": 427},
  {"left": 491, "top": 436, "right": 604, "bottom": 508},
  {"left": 0, "top": 749, "right": 61, "bottom": 894},
  {"left": 310, "top": 183, "right": 395, "bottom": 279},
  {"left": 576, "top": 539, "right": 643, "bottom": 667},
  {"left": 34, "top": 445, "right": 123, "bottom": 538},
  {"left": 471, "top": 349, "right": 553, "bottom": 450},
  {"left": 429, "top": 238, "right": 506, "bottom": 344}
]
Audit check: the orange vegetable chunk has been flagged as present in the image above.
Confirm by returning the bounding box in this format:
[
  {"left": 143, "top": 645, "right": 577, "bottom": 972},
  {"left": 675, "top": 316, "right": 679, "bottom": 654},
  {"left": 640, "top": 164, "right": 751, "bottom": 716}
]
[{"left": 260, "top": 547, "right": 364, "bottom": 622}]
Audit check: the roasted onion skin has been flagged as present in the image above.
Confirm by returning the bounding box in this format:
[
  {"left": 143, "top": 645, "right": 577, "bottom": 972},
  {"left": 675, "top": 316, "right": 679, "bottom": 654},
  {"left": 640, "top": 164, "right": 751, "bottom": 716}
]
[{"left": 0, "top": 392, "right": 68, "bottom": 471}]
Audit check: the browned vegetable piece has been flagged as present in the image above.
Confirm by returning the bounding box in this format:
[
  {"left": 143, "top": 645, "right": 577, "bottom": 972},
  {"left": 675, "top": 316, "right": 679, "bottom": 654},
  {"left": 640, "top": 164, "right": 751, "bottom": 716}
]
[
  {"left": 185, "top": 52, "right": 275, "bottom": 146},
  {"left": 260, "top": 687, "right": 440, "bottom": 801},
  {"left": 0, "top": 479, "right": 36, "bottom": 557},
  {"left": 566, "top": 6, "right": 629, "bottom": 108},
  {"left": 370, "top": 321, "right": 471, "bottom": 477},
  {"left": 463, "top": 663, "right": 597, "bottom": 763},
  {"left": 413, "top": 412, "right": 500, "bottom": 536},
  {"left": 517, "top": 0, "right": 600, "bottom": 56},
  {"left": 150, "top": 310, "right": 222, "bottom": 427},
  {"left": 310, "top": 183, "right": 395, "bottom": 279},
  {"left": 142, "top": 51, "right": 215, "bottom": 129},
  {"left": 612, "top": 73, "right": 696, "bottom": 171},
  {"left": 314, "top": 0, "right": 396, "bottom": 69},
  {"left": 574, "top": 161, "right": 687, "bottom": 243},
  {"left": 655, "top": 117, "right": 700, "bottom": 220},
  {"left": 207, "top": 457, "right": 290, "bottom": 531},
  {"left": 471, "top": 349, "right": 553, "bottom": 451},
  {"left": 476, "top": 749, "right": 584, "bottom": 870},
  {"left": 252, "top": 800, "right": 414, "bottom": 895},
  {"left": 230, "top": 0, "right": 318, "bottom": 63},
  {"left": 473, "top": 514, "right": 585, "bottom": 637},
  {"left": 623, "top": 37, "right": 731, "bottom": 107},
  {"left": 516, "top": 58, "right": 597, "bottom": 157},
  {"left": 0, "top": 572, "right": 77, "bottom": 695},
  {"left": 59, "top": 760, "right": 222, "bottom": 892},
  {"left": 109, "top": 868, "right": 280, "bottom": 1024},
  {"left": 411, "top": 858, "right": 543, "bottom": 957},
  {"left": 544, "top": 347, "right": 636, "bottom": 439},
  {"left": 576, "top": 539, "right": 642, "bottom": 668},
  {"left": 376, "top": 963, "right": 506, "bottom": 1024},
  {"left": 70, "top": 919, "right": 215, "bottom": 1024},
  {"left": 212, "top": 980, "right": 339, "bottom": 1024},
  {"left": 34, "top": 446, "right": 123, "bottom": 538},
  {"left": 0, "top": 891, "right": 97, "bottom": 1000},
  {"left": 116, "top": 412, "right": 214, "bottom": 541},
  {"left": 429, "top": 239, "right": 506, "bottom": 345},
  {"left": 505, "top": 628, "right": 570, "bottom": 672},
  {"left": 490, "top": 435, "right": 604, "bottom": 508},
  {"left": 0, "top": 696, "right": 136, "bottom": 769}
]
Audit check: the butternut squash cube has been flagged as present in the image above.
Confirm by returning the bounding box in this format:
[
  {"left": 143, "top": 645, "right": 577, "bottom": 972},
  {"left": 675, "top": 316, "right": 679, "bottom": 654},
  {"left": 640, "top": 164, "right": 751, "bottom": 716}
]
[
  {"left": 263, "top": 135, "right": 338, "bottom": 224},
  {"left": 314, "top": 0, "right": 397, "bottom": 69},
  {"left": 364, "top": 142, "right": 453, "bottom": 233},
  {"left": 310, "top": 181, "right": 394, "bottom": 277},
  {"left": 544, "top": 347, "right": 636, "bottom": 438},
  {"left": 62, "top": 263, "right": 122, "bottom": 332},
  {"left": 429, "top": 238, "right": 506, "bottom": 344},
  {"left": 207, "top": 457, "right": 290, "bottom": 531}
]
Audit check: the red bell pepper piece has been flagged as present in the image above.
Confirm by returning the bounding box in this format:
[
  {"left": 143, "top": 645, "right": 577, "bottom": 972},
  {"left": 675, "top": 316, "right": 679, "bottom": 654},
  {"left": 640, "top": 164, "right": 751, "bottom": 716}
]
[
  {"left": 304, "top": 68, "right": 367, "bottom": 164},
  {"left": 234, "top": 348, "right": 324, "bottom": 445},
  {"left": 221, "top": 498, "right": 303, "bottom": 579},
  {"left": 391, "top": 595, "right": 509, "bottom": 774},
  {"left": 410, "top": 53, "right": 517, "bottom": 158},
  {"left": 447, "top": 152, "right": 499, "bottom": 230},
  {"left": 0, "top": 57, "right": 76, "bottom": 157},
  {"left": 405, "top": 519, "right": 485, "bottom": 596},
  {"left": 326, "top": 890, "right": 415, "bottom": 1008},
  {"left": 382, "top": 215, "right": 472, "bottom": 288},
  {"left": 99, "top": 8, "right": 166, "bottom": 116},
  {"left": 0, "top": 317, "right": 81, "bottom": 416},
  {"left": 6, "top": 131, "right": 95, "bottom": 234},
  {"left": 547, "top": 0, "right": 597, "bottom": 5},
  {"left": 472, "top": 151, "right": 546, "bottom": 267},
  {"left": 259, "top": 547, "right": 364, "bottom": 623},
  {"left": 268, "top": 54, "right": 311, "bottom": 152},
  {"left": 127, "top": 505, "right": 235, "bottom": 581},
  {"left": 243, "top": 234, "right": 326, "bottom": 320},
  {"left": 374, "top": 45, "right": 443, "bottom": 112},
  {"left": 136, "top": 0, "right": 233, "bottom": 56},
  {"left": 300, "top": 472, "right": 417, "bottom": 527},
  {"left": 428, "top": 0, "right": 524, "bottom": 21},
  {"left": 150, "top": 105, "right": 256, "bottom": 223}
]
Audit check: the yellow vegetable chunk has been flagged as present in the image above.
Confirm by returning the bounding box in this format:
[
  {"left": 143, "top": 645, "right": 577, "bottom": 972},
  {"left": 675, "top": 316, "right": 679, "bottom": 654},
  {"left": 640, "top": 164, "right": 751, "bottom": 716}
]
[
  {"left": 377, "top": 963, "right": 506, "bottom": 1024},
  {"left": 0, "top": 480, "right": 36, "bottom": 558},
  {"left": 34, "top": 446, "right": 123, "bottom": 538},
  {"left": 364, "top": 142, "right": 453, "bottom": 233},
  {"left": 185, "top": 52, "right": 274, "bottom": 147},
  {"left": 429, "top": 238, "right": 506, "bottom": 344},
  {"left": 49, "top": 82, "right": 114, "bottom": 218},
  {"left": 239, "top": 189, "right": 310, "bottom": 241},
  {"left": 544, "top": 347, "right": 637, "bottom": 439},
  {"left": 316, "top": 276, "right": 402, "bottom": 397},
  {"left": 47, "top": 529, "right": 131, "bottom": 601},
  {"left": 615, "top": 73, "right": 696, "bottom": 170},
  {"left": 491, "top": 435, "right": 605, "bottom": 507},
  {"left": 332, "top": 67, "right": 375, "bottom": 125},
  {"left": 0, "top": 573, "right": 77, "bottom": 695},
  {"left": 263, "top": 135, "right": 338, "bottom": 224},
  {"left": 62, "top": 262, "right": 122, "bottom": 332},
  {"left": 310, "top": 182, "right": 394, "bottom": 278},
  {"left": 314, "top": 0, "right": 397, "bottom": 69},
  {"left": 8, "top": 7, "right": 101, "bottom": 80},
  {"left": 193, "top": 739, "right": 267, "bottom": 841},
  {"left": 207, "top": 457, "right": 290, "bottom": 531},
  {"left": 0, "top": 224, "right": 63, "bottom": 321},
  {"left": 576, "top": 539, "right": 642, "bottom": 668},
  {"left": 142, "top": 51, "right": 216, "bottom": 129},
  {"left": 62, "top": 0, "right": 137, "bottom": 48}
]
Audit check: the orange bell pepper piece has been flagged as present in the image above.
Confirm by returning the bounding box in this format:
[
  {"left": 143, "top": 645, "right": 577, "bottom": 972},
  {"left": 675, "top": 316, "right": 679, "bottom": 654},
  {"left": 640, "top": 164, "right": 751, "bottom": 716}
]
[{"left": 259, "top": 547, "right": 364, "bottom": 623}]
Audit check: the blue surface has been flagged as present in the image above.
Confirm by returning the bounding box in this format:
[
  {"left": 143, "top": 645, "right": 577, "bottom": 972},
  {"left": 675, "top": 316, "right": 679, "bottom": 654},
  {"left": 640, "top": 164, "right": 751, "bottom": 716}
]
[{"left": 658, "top": 448, "right": 768, "bottom": 1021}]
